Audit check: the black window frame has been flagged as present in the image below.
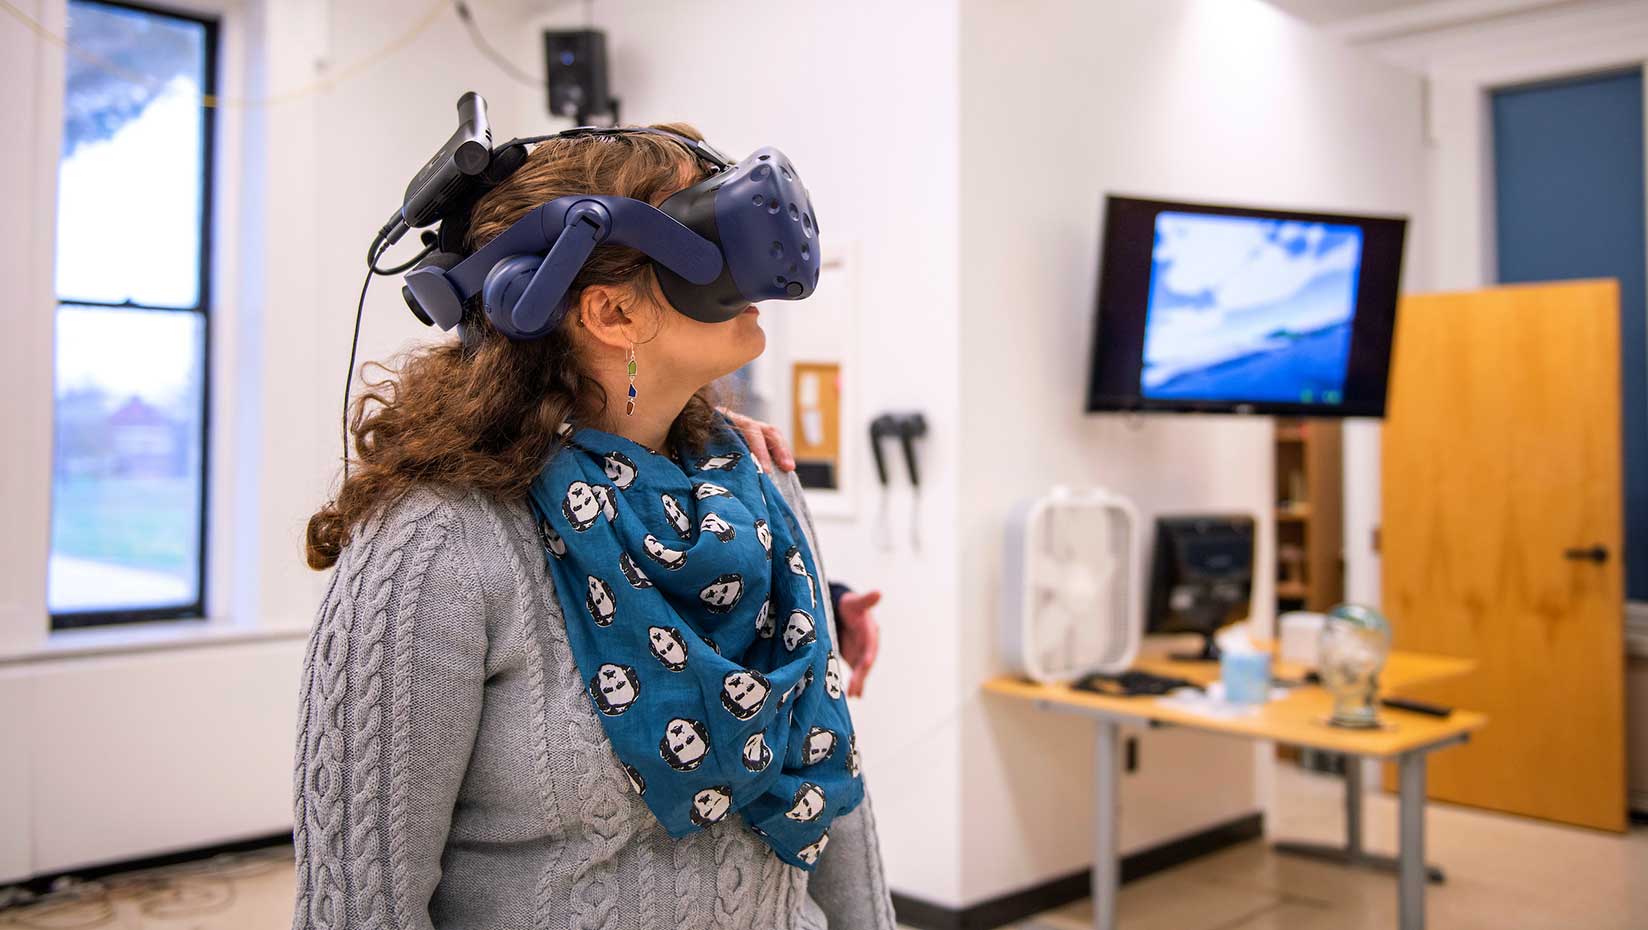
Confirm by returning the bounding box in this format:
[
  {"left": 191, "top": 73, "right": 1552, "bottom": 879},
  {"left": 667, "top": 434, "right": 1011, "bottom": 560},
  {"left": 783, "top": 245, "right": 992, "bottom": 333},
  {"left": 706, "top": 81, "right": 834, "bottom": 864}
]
[{"left": 50, "top": 0, "right": 219, "bottom": 631}]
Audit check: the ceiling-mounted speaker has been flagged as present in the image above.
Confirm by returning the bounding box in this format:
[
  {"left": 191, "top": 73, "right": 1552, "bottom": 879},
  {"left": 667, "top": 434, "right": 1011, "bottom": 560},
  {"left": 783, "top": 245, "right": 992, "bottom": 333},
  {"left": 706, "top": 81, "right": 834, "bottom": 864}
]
[{"left": 544, "top": 29, "right": 613, "bottom": 124}]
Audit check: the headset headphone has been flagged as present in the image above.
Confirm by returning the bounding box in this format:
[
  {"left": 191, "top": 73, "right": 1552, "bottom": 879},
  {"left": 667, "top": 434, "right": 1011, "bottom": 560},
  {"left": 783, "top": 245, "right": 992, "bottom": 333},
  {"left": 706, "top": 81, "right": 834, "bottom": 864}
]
[{"left": 382, "top": 95, "right": 822, "bottom": 342}]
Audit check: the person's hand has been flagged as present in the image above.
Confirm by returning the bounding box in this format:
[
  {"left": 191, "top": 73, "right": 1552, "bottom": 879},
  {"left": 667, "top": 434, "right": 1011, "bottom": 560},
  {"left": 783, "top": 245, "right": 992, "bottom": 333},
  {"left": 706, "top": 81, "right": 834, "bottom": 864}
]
[
  {"left": 835, "top": 589, "right": 882, "bottom": 697},
  {"left": 718, "top": 407, "right": 796, "bottom": 473}
]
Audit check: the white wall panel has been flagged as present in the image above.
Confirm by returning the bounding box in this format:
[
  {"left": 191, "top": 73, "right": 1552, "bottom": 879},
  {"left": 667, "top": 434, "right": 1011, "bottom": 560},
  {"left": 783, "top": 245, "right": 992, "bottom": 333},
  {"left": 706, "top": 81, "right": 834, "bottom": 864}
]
[
  {"left": 0, "top": 670, "right": 35, "bottom": 884},
  {"left": 26, "top": 640, "right": 305, "bottom": 874}
]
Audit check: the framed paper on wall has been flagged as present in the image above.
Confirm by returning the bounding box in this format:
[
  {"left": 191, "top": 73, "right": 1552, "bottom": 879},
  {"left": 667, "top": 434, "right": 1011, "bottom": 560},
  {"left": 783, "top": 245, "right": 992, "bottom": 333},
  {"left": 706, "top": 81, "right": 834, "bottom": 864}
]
[{"left": 744, "top": 243, "right": 858, "bottom": 519}]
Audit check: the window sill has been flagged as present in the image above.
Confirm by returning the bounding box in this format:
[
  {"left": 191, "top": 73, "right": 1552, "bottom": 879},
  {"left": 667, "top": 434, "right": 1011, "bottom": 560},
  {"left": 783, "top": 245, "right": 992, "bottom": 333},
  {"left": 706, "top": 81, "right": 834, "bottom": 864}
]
[{"left": 0, "top": 619, "right": 310, "bottom": 667}]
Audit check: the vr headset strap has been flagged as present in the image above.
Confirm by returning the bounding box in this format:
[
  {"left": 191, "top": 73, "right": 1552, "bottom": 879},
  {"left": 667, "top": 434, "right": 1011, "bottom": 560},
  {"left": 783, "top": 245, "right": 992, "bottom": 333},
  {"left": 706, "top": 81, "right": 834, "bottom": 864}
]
[{"left": 445, "top": 197, "right": 724, "bottom": 299}]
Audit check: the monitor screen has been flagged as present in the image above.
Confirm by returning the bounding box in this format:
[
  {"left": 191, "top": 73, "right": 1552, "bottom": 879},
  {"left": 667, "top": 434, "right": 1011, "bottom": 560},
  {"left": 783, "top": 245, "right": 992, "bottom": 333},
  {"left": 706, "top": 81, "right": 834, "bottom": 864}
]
[{"left": 1087, "top": 197, "right": 1407, "bottom": 417}]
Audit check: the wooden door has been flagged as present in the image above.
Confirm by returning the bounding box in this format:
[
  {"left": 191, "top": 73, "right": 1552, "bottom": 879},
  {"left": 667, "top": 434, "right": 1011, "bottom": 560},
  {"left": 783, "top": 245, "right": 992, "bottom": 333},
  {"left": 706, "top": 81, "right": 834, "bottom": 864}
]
[{"left": 1381, "top": 279, "right": 1626, "bottom": 832}]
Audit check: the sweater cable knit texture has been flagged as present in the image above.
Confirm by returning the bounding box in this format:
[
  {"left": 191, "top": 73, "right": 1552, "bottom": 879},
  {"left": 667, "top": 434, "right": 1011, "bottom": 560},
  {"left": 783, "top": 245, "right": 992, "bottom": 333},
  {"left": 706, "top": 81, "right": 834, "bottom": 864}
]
[{"left": 291, "top": 471, "right": 896, "bottom": 930}]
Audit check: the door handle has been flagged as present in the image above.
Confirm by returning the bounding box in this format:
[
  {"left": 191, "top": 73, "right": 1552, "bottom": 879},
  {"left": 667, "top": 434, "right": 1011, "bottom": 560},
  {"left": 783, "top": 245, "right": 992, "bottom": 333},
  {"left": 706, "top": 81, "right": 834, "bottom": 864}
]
[{"left": 1562, "top": 545, "right": 1609, "bottom": 564}]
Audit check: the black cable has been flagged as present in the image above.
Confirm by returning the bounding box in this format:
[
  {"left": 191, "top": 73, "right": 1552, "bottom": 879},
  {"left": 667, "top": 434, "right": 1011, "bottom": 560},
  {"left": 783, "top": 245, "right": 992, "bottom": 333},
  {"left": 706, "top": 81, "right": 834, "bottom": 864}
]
[
  {"left": 367, "top": 222, "right": 437, "bottom": 276},
  {"left": 372, "top": 239, "right": 436, "bottom": 275},
  {"left": 453, "top": 1, "right": 543, "bottom": 87},
  {"left": 345, "top": 230, "right": 434, "bottom": 482},
  {"left": 343, "top": 237, "right": 389, "bottom": 481},
  {"left": 366, "top": 225, "right": 386, "bottom": 269}
]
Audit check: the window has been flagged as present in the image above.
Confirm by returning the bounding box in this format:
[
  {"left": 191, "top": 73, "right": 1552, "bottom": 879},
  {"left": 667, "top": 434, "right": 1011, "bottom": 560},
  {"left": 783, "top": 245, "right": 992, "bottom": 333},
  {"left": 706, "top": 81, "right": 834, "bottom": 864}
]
[{"left": 49, "top": 1, "right": 217, "bottom": 629}]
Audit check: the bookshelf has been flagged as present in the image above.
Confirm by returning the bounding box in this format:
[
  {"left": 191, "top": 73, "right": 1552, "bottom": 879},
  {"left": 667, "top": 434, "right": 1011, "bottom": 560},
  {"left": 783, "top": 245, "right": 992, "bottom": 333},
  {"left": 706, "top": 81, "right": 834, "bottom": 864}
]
[{"left": 1274, "top": 418, "right": 1343, "bottom": 613}]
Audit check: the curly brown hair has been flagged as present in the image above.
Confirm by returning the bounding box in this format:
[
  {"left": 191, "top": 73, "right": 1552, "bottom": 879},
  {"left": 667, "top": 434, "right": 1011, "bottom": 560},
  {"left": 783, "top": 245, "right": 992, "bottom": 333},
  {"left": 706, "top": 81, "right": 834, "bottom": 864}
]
[{"left": 304, "top": 124, "right": 723, "bottom": 570}]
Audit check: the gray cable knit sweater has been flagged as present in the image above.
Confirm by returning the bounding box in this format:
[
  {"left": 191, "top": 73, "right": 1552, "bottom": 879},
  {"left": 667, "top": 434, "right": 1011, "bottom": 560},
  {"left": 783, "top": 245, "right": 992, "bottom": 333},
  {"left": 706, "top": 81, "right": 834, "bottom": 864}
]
[{"left": 291, "top": 469, "right": 897, "bottom": 930}]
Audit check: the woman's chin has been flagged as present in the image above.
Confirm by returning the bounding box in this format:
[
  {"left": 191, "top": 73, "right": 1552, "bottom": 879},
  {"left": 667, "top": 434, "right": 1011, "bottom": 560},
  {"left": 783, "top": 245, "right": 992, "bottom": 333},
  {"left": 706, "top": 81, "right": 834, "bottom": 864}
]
[
  {"left": 693, "top": 313, "right": 766, "bottom": 385},
  {"left": 736, "top": 314, "right": 767, "bottom": 356}
]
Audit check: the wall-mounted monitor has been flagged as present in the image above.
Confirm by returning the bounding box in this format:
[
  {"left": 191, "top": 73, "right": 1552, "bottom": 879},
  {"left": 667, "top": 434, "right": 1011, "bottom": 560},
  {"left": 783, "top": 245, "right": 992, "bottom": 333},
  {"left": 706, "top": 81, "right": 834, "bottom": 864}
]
[{"left": 1086, "top": 196, "right": 1407, "bottom": 418}]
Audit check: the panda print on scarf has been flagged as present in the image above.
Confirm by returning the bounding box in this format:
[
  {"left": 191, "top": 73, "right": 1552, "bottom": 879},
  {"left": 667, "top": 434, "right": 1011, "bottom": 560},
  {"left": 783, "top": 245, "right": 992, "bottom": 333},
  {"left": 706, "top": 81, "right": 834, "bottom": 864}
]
[
  {"left": 698, "top": 573, "right": 744, "bottom": 614},
  {"left": 783, "top": 609, "right": 816, "bottom": 652},
  {"left": 594, "top": 484, "right": 618, "bottom": 522},
  {"left": 797, "top": 833, "right": 829, "bottom": 866},
  {"left": 825, "top": 653, "right": 845, "bottom": 700},
  {"left": 784, "top": 545, "right": 815, "bottom": 606},
  {"left": 589, "top": 663, "right": 639, "bottom": 716},
  {"left": 586, "top": 576, "right": 617, "bottom": 626},
  {"left": 695, "top": 452, "right": 742, "bottom": 472},
  {"left": 642, "top": 534, "right": 688, "bottom": 570},
  {"left": 619, "top": 552, "right": 653, "bottom": 589},
  {"left": 785, "top": 782, "right": 825, "bottom": 822},
  {"left": 648, "top": 626, "right": 689, "bottom": 671},
  {"left": 780, "top": 665, "right": 815, "bottom": 707},
  {"left": 661, "top": 493, "right": 691, "bottom": 539},
  {"left": 741, "top": 732, "right": 772, "bottom": 772},
  {"left": 694, "top": 481, "right": 730, "bottom": 500},
  {"left": 720, "top": 669, "right": 770, "bottom": 720},
  {"left": 803, "top": 726, "right": 836, "bottom": 766},
  {"left": 527, "top": 414, "right": 864, "bottom": 871},
  {"left": 563, "top": 481, "right": 602, "bottom": 531},
  {"left": 624, "top": 764, "right": 646, "bottom": 796},
  {"left": 690, "top": 786, "right": 732, "bottom": 826},
  {"left": 603, "top": 451, "right": 638, "bottom": 490},
  {"left": 659, "top": 717, "right": 709, "bottom": 772},
  {"left": 699, "top": 512, "right": 736, "bottom": 542},
  {"left": 537, "top": 515, "right": 568, "bottom": 559}
]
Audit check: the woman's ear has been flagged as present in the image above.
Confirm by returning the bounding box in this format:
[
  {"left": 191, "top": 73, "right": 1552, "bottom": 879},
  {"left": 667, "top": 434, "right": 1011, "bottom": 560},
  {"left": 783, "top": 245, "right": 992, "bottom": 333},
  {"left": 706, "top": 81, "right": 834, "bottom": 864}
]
[
  {"left": 576, "top": 280, "right": 666, "bottom": 351},
  {"left": 576, "top": 283, "right": 640, "bottom": 352}
]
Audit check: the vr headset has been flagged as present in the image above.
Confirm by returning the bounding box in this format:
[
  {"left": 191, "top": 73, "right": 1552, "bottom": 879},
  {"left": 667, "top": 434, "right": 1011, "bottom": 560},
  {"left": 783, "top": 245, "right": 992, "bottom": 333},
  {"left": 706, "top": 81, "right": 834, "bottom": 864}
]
[{"left": 385, "top": 93, "right": 822, "bottom": 340}]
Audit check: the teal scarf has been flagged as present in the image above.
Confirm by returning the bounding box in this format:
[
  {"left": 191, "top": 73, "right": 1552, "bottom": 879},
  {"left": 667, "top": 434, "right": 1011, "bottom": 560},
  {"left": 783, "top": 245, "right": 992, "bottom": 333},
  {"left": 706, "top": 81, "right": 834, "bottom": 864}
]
[{"left": 526, "top": 414, "right": 862, "bottom": 869}]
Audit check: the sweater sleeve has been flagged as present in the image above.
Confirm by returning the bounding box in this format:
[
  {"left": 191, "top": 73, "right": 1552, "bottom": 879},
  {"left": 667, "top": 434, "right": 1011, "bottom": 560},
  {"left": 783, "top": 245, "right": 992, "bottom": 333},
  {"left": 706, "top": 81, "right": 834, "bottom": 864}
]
[
  {"left": 771, "top": 471, "right": 898, "bottom": 930},
  {"left": 808, "top": 785, "right": 898, "bottom": 929},
  {"left": 292, "top": 491, "right": 488, "bottom": 930}
]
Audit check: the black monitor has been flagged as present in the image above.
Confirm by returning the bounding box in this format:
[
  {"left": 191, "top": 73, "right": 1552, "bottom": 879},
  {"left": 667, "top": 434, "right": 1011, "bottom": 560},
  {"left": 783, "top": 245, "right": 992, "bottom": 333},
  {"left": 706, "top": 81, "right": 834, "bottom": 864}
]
[
  {"left": 1147, "top": 515, "right": 1256, "bottom": 661},
  {"left": 1086, "top": 195, "right": 1407, "bottom": 418}
]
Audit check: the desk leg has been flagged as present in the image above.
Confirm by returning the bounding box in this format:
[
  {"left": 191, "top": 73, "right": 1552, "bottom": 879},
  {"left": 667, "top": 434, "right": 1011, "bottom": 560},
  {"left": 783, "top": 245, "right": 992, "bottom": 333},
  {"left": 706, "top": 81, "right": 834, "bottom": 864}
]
[
  {"left": 1397, "top": 751, "right": 1427, "bottom": 930},
  {"left": 1272, "top": 754, "right": 1444, "bottom": 883},
  {"left": 1093, "top": 718, "right": 1120, "bottom": 930},
  {"left": 1343, "top": 755, "right": 1364, "bottom": 857}
]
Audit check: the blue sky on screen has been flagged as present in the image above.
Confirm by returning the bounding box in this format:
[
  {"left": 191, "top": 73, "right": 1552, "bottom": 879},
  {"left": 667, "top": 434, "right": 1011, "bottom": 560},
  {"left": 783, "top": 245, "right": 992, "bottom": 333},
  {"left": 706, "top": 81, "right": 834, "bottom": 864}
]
[{"left": 1141, "top": 212, "right": 1363, "bottom": 390}]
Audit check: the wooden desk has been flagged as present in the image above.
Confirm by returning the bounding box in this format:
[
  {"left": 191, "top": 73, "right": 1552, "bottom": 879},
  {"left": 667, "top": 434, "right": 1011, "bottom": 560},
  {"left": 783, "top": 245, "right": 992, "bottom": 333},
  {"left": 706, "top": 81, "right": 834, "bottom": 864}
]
[{"left": 982, "top": 651, "right": 1486, "bottom": 930}]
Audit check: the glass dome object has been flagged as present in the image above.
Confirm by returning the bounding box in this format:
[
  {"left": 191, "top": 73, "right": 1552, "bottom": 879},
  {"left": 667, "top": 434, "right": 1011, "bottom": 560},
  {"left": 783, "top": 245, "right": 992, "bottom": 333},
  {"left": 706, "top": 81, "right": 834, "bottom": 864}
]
[{"left": 1318, "top": 603, "right": 1392, "bottom": 729}]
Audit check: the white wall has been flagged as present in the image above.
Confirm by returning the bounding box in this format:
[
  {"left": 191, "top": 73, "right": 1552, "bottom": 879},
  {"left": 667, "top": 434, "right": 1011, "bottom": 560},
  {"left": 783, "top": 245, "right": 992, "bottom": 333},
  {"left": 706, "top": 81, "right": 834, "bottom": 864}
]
[
  {"left": 1, "top": 0, "right": 60, "bottom": 660},
  {"left": 0, "top": 0, "right": 542, "bottom": 881},
  {"left": 955, "top": 0, "right": 1427, "bottom": 903}
]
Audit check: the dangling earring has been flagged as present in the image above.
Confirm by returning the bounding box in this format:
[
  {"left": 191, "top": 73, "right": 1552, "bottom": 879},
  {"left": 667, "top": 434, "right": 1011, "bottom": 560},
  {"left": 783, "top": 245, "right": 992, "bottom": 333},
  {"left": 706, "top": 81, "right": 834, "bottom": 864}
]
[{"left": 625, "top": 343, "right": 638, "bottom": 416}]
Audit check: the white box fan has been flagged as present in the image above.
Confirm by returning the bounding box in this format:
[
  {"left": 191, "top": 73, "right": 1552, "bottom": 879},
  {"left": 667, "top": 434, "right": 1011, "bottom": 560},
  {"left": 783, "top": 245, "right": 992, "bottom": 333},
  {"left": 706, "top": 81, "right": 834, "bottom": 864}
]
[{"left": 1001, "top": 487, "right": 1142, "bottom": 684}]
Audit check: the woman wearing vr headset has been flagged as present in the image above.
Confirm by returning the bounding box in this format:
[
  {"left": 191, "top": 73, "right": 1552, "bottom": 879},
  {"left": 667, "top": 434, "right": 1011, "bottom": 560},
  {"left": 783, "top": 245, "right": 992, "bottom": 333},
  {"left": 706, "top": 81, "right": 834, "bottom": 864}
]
[{"left": 295, "top": 124, "right": 896, "bottom": 930}]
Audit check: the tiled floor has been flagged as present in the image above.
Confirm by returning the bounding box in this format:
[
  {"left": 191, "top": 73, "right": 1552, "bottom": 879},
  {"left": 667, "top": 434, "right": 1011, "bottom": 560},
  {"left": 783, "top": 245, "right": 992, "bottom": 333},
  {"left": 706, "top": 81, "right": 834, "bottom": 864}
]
[
  {"left": 1008, "top": 763, "right": 1648, "bottom": 930},
  {"left": 0, "top": 845, "right": 296, "bottom": 929},
  {"left": 1, "top": 764, "right": 1641, "bottom": 929}
]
